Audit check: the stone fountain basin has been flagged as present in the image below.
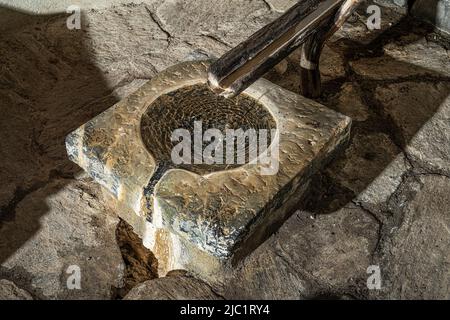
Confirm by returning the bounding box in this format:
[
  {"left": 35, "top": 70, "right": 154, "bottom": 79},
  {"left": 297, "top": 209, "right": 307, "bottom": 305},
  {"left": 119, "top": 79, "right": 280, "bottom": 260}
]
[{"left": 66, "top": 60, "right": 351, "bottom": 277}]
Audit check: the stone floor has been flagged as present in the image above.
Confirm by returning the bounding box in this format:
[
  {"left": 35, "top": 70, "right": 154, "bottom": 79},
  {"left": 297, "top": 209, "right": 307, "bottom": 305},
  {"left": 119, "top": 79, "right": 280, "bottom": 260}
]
[{"left": 0, "top": 0, "right": 449, "bottom": 300}]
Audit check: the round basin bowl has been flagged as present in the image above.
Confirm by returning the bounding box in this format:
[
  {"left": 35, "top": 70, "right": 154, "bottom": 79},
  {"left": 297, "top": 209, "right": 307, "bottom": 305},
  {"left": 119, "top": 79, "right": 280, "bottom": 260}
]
[{"left": 140, "top": 83, "right": 276, "bottom": 175}]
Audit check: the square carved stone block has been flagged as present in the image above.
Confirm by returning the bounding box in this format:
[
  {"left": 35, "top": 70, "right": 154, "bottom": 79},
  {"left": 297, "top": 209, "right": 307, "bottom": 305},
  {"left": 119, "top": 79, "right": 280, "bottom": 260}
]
[{"left": 66, "top": 61, "right": 351, "bottom": 280}]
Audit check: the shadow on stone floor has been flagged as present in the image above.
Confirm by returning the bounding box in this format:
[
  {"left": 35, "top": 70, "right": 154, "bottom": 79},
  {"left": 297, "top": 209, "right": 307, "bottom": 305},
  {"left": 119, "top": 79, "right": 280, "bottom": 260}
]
[
  {"left": 0, "top": 8, "right": 120, "bottom": 267},
  {"left": 267, "top": 11, "right": 449, "bottom": 219},
  {"left": 227, "top": 6, "right": 450, "bottom": 300}
]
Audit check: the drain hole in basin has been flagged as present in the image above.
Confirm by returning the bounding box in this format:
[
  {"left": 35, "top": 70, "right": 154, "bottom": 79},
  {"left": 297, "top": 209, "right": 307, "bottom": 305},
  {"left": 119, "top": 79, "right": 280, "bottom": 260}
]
[{"left": 140, "top": 84, "right": 276, "bottom": 176}]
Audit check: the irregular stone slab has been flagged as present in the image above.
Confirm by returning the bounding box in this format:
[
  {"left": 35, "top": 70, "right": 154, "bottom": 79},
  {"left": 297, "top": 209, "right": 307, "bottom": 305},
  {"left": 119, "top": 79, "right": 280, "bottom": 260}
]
[
  {"left": 331, "top": 4, "right": 407, "bottom": 46},
  {"left": 0, "top": 279, "right": 33, "bottom": 300},
  {"left": 155, "top": 0, "right": 277, "bottom": 46},
  {"left": 326, "top": 133, "right": 402, "bottom": 196},
  {"left": 0, "top": 0, "right": 163, "bottom": 14},
  {"left": 333, "top": 83, "right": 369, "bottom": 122},
  {"left": 221, "top": 206, "right": 379, "bottom": 299},
  {"left": 354, "top": 153, "right": 410, "bottom": 214},
  {"left": 66, "top": 60, "right": 351, "bottom": 282},
  {"left": 382, "top": 37, "right": 450, "bottom": 77},
  {"left": 351, "top": 37, "right": 450, "bottom": 80},
  {"left": 375, "top": 82, "right": 450, "bottom": 175},
  {"left": 265, "top": 0, "right": 298, "bottom": 12},
  {"left": 0, "top": 179, "right": 125, "bottom": 300},
  {"left": 124, "top": 275, "right": 222, "bottom": 300},
  {"left": 319, "top": 45, "right": 347, "bottom": 82},
  {"left": 374, "top": 175, "right": 450, "bottom": 299}
]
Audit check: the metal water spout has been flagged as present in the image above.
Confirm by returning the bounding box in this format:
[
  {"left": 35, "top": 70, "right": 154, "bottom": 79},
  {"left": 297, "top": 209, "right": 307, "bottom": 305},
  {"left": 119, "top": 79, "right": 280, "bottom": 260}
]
[{"left": 208, "top": 0, "right": 361, "bottom": 98}]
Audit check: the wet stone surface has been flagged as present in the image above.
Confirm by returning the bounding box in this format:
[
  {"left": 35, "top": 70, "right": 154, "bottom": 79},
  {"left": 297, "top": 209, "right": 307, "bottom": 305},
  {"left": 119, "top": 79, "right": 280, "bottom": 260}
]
[{"left": 0, "top": 0, "right": 449, "bottom": 299}]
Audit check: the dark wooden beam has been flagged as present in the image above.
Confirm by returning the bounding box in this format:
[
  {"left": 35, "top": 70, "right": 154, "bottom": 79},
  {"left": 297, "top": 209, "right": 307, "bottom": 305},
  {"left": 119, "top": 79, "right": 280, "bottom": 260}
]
[{"left": 207, "top": 0, "right": 344, "bottom": 98}]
